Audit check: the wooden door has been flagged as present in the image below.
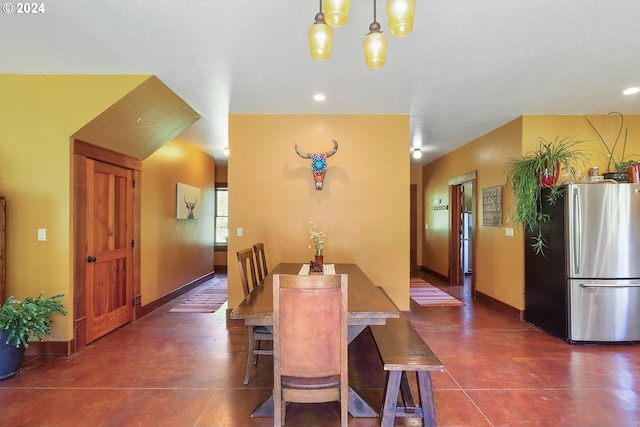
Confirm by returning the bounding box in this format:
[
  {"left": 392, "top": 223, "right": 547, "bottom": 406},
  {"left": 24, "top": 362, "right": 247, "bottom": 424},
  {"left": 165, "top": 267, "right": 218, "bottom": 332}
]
[
  {"left": 410, "top": 184, "right": 417, "bottom": 271},
  {"left": 449, "top": 184, "right": 462, "bottom": 286},
  {"left": 85, "top": 159, "right": 134, "bottom": 342}
]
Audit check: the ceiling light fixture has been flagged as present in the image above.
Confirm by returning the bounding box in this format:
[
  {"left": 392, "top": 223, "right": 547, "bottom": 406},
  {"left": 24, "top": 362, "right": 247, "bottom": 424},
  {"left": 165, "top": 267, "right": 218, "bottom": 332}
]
[
  {"left": 324, "top": 0, "right": 350, "bottom": 27},
  {"left": 412, "top": 147, "right": 422, "bottom": 159},
  {"left": 387, "top": 0, "right": 416, "bottom": 37},
  {"left": 313, "top": 93, "right": 326, "bottom": 101},
  {"left": 363, "top": 0, "right": 388, "bottom": 69},
  {"left": 309, "top": 0, "right": 416, "bottom": 69},
  {"left": 308, "top": 0, "right": 334, "bottom": 61},
  {"left": 623, "top": 87, "right": 640, "bottom": 95}
]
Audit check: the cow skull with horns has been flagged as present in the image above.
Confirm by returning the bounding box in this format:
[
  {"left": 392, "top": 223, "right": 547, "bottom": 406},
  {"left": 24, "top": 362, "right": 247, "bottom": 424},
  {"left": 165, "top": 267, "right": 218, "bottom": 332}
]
[{"left": 295, "top": 138, "right": 339, "bottom": 190}]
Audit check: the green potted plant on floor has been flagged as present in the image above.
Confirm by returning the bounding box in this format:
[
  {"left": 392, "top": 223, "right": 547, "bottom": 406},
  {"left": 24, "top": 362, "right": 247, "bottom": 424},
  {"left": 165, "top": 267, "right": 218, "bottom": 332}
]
[
  {"left": 585, "top": 112, "right": 638, "bottom": 182},
  {"left": 0, "top": 292, "right": 66, "bottom": 380},
  {"left": 505, "top": 135, "right": 588, "bottom": 255}
]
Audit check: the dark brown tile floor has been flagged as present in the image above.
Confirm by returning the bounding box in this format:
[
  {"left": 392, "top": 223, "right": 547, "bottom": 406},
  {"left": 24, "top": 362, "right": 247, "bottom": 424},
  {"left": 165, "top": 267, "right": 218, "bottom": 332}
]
[{"left": 1, "top": 273, "right": 639, "bottom": 427}]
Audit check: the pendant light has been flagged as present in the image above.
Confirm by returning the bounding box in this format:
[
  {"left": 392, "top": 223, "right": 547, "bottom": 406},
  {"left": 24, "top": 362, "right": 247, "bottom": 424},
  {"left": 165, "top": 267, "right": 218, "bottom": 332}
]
[
  {"left": 387, "top": 0, "right": 416, "bottom": 37},
  {"left": 308, "top": 0, "right": 333, "bottom": 61},
  {"left": 323, "top": 0, "right": 351, "bottom": 28},
  {"left": 363, "top": 0, "right": 388, "bottom": 69}
]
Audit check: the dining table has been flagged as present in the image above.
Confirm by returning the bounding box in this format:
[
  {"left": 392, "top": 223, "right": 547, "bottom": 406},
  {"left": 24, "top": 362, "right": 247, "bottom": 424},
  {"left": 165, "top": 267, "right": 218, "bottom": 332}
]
[{"left": 230, "top": 262, "right": 400, "bottom": 418}]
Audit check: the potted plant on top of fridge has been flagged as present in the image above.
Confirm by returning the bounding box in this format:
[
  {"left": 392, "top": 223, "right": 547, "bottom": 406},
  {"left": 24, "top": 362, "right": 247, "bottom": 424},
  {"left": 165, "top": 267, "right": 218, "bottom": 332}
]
[
  {"left": 585, "top": 112, "right": 638, "bottom": 182},
  {"left": 505, "top": 135, "right": 588, "bottom": 255},
  {"left": 0, "top": 292, "right": 66, "bottom": 380}
]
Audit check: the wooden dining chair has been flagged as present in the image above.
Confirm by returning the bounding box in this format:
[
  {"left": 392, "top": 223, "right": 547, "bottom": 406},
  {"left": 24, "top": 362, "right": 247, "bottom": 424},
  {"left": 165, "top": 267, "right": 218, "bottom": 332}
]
[
  {"left": 253, "top": 242, "right": 269, "bottom": 284},
  {"left": 237, "top": 248, "right": 258, "bottom": 297},
  {"left": 273, "top": 273, "right": 349, "bottom": 427},
  {"left": 236, "top": 248, "right": 273, "bottom": 385}
]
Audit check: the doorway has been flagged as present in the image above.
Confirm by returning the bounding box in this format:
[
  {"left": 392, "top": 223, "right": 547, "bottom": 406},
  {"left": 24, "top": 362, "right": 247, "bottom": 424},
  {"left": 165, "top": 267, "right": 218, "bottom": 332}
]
[
  {"left": 448, "top": 171, "right": 476, "bottom": 295},
  {"left": 460, "top": 182, "right": 473, "bottom": 277},
  {"left": 73, "top": 141, "right": 142, "bottom": 351}
]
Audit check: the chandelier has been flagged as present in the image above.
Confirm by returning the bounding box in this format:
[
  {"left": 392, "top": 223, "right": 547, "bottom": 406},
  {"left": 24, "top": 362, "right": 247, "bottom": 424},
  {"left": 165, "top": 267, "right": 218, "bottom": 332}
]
[{"left": 308, "top": 0, "right": 416, "bottom": 69}]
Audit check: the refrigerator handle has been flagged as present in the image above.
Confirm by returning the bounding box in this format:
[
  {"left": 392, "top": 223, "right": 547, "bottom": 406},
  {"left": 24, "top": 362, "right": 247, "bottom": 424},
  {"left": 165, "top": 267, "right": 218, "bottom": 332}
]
[
  {"left": 572, "top": 187, "right": 581, "bottom": 274},
  {"left": 580, "top": 282, "right": 640, "bottom": 288}
]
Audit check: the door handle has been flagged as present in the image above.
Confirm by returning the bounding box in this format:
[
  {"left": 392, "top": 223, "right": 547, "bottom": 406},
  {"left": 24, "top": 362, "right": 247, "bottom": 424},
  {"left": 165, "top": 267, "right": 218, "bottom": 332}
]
[{"left": 87, "top": 256, "right": 97, "bottom": 263}]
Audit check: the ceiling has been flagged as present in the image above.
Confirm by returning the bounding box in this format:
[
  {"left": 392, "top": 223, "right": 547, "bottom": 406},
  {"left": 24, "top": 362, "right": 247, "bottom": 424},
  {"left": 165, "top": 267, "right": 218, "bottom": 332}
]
[{"left": 3, "top": 1, "right": 640, "bottom": 165}]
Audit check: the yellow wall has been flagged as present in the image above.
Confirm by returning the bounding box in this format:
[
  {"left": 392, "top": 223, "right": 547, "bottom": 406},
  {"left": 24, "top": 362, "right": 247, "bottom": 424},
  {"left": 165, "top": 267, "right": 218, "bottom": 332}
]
[
  {"left": 140, "top": 138, "right": 216, "bottom": 304},
  {"left": 423, "top": 117, "right": 524, "bottom": 308},
  {"left": 523, "top": 115, "right": 640, "bottom": 173},
  {"left": 0, "top": 74, "right": 149, "bottom": 341},
  {"left": 228, "top": 115, "right": 411, "bottom": 310},
  {"left": 5, "top": 73, "right": 636, "bottom": 343},
  {"left": 423, "top": 114, "right": 640, "bottom": 311}
]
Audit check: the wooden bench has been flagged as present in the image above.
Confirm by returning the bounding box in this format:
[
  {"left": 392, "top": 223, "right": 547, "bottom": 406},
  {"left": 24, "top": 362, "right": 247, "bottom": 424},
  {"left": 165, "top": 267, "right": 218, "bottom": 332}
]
[{"left": 370, "top": 313, "right": 444, "bottom": 427}]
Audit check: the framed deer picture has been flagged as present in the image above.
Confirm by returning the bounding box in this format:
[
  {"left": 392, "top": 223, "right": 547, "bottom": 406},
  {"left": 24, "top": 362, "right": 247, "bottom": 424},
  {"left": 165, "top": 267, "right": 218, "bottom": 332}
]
[{"left": 176, "top": 183, "right": 201, "bottom": 219}]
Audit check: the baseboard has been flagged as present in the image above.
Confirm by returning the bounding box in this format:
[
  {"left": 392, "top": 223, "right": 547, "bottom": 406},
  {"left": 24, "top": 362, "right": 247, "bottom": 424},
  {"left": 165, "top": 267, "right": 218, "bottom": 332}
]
[
  {"left": 25, "top": 273, "right": 218, "bottom": 357},
  {"left": 213, "top": 265, "right": 227, "bottom": 274},
  {"left": 419, "top": 266, "right": 448, "bottom": 283},
  {"left": 25, "top": 339, "right": 73, "bottom": 357},
  {"left": 418, "top": 267, "right": 522, "bottom": 320},
  {"left": 140, "top": 271, "right": 216, "bottom": 317},
  {"left": 475, "top": 290, "right": 524, "bottom": 320}
]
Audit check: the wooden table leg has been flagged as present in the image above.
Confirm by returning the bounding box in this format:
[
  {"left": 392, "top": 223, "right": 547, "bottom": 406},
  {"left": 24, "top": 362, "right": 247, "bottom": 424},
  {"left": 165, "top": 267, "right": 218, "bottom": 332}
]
[
  {"left": 348, "top": 324, "right": 367, "bottom": 343},
  {"left": 348, "top": 386, "right": 379, "bottom": 417},
  {"left": 251, "top": 394, "right": 274, "bottom": 418},
  {"left": 251, "top": 388, "right": 378, "bottom": 418}
]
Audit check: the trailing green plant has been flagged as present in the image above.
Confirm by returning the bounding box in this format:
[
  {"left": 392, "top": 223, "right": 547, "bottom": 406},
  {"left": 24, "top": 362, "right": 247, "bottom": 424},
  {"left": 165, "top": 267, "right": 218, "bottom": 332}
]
[
  {"left": 0, "top": 292, "right": 66, "bottom": 348},
  {"left": 585, "top": 112, "right": 637, "bottom": 172},
  {"left": 505, "top": 155, "right": 540, "bottom": 232},
  {"left": 545, "top": 183, "right": 566, "bottom": 205},
  {"left": 505, "top": 135, "right": 588, "bottom": 255},
  {"left": 532, "top": 135, "right": 589, "bottom": 181}
]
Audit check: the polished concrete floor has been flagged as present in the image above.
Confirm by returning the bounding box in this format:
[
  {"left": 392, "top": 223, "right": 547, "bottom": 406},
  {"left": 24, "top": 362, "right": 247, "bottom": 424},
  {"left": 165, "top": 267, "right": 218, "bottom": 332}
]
[{"left": 1, "top": 273, "right": 639, "bottom": 427}]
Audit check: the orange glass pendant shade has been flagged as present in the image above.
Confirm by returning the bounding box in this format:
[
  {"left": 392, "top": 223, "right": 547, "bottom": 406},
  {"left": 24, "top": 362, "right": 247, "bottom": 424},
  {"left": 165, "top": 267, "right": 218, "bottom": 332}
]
[
  {"left": 386, "top": 0, "right": 416, "bottom": 37},
  {"left": 323, "top": 0, "right": 351, "bottom": 27}
]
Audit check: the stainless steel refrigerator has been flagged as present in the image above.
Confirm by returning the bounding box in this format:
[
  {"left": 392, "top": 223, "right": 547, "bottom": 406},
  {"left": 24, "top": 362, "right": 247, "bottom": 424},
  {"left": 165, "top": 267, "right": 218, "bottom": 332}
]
[{"left": 525, "top": 183, "right": 640, "bottom": 343}]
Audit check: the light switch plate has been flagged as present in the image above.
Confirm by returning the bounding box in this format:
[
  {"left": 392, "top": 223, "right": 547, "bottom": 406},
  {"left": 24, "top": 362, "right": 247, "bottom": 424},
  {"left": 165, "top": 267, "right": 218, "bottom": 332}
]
[
  {"left": 37, "top": 228, "right": 47, "bottom": 241},
  {"left": 505, "top": 227, "right": 514, "bottom": 237},
  {"left": 236, "top": 227, "right": 243, "bottom": 237}
]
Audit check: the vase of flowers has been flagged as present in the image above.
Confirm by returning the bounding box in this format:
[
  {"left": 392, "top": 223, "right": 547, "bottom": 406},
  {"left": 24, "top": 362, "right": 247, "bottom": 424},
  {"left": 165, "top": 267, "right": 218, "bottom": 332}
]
[{"left": 309, "top": 221, "right": 325, "bottom": 264}]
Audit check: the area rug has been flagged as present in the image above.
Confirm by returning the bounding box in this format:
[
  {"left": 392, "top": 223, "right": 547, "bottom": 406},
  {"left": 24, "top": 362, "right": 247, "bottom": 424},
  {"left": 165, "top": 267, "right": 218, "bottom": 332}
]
[
  {"left": 410, "top": 278, "right": 465, "bottom": 307},
  {"left": 169, "top": 280, "right": 227, "bottom": 313}
]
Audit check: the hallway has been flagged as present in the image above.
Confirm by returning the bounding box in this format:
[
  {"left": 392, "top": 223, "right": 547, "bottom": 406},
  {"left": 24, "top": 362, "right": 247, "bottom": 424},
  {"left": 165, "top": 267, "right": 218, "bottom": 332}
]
[{"left": 0, "top": 273, "right": 639, "bottom": 427}]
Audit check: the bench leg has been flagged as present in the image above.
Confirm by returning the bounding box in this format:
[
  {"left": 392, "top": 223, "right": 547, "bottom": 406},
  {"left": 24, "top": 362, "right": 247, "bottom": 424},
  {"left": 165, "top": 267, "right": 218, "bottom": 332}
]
[
  {"left": 399, "top": 371, "right": 416, "bottom": 413},
  {"left": 381, "top": 370, "right": 438, "bottom": 427},
  {"left": 417, "top": 371, "right": 437, "bottom": 427},
  {"left": 380, "top": 371, "right": 401, "bottom": 427}
]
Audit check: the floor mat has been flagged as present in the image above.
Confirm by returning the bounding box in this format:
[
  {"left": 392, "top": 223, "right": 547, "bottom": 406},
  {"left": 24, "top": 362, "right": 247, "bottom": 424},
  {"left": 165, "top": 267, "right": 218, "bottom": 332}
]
[
  {"left": 169, "top": 282, "right": 227, "bottom": 313},
  {"left": 410, "top": 279, "right": 465, "bottom": 307}
]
